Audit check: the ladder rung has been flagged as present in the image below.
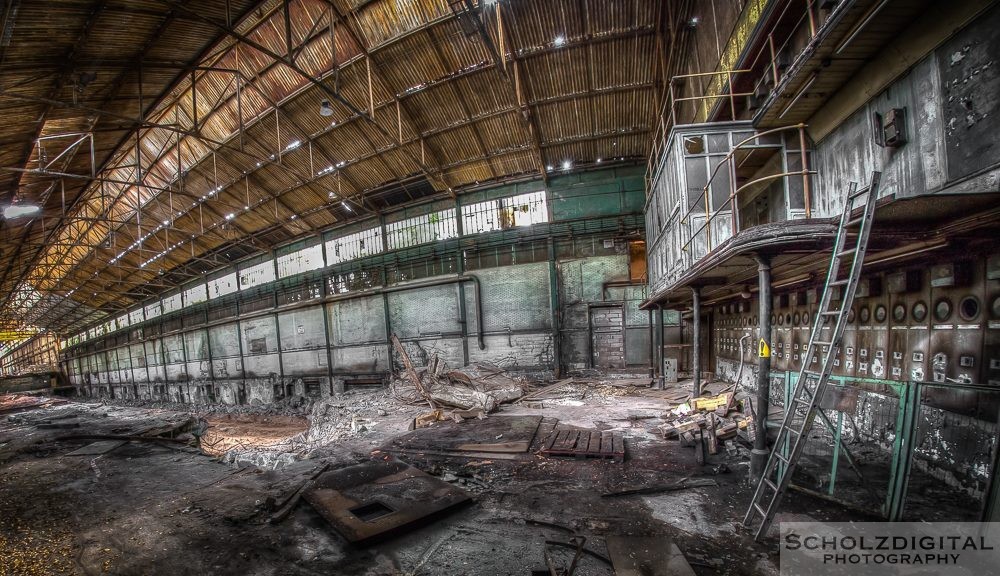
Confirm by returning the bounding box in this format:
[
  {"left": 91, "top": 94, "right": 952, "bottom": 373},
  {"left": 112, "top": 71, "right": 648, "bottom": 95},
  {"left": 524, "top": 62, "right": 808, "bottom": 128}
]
[
  {"left": 802, "top": 369, "right": 822, "bottom": 377},
  {"left": 829, "top": 278, "right": 849, "bottom": 287},
  {"left": 849, "top": 188, "right": 868, "bottom": 200},
  {"left": 774, "top": 452, "right": 789, "bottom": 464},
  {"left": 846, "top": 216, "right": 864, "bottom": 227},
  {"left": 762, "top": 477, "right": 778, "bottom": 491},
  {"left": 792, "top": 396, "right": 813, "bottom": 406},
  {"left": 820, "top": 310, "right": 839, "bottom": 316},
  {"left": 753, "top": 502, "right": 768, "bottom": 517},
  {"left": 813, "top": 340, "right": 833, "bottom": 346},
  {"left": 838, "top": 247, "right": 857, "bottom": 258}
]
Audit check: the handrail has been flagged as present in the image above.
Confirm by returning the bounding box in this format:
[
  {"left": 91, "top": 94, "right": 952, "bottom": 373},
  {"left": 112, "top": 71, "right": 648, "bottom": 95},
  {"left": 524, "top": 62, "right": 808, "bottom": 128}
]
[
  {"left": 646, "top": 69, "right": 752, "bottom": 195},
  {"left": 678, "top": 123, "right": 814, "bottom": 254}
]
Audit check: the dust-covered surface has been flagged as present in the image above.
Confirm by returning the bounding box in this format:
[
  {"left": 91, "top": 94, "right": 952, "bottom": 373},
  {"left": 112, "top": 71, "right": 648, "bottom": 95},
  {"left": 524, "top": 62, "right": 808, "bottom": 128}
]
[{"left": 0, "top": 376, "right": 872, "bottom": 575}]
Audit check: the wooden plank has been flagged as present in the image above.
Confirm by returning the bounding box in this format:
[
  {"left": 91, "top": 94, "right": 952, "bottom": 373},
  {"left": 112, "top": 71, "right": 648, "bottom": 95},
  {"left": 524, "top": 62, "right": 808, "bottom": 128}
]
[
  {"left": 558, "top": 430, "right": 580, "bottom": 451},
  {"left": 588, "top": 431, "right": 602, "bottom": 455},
  {"left": 605, "top": 535, "right": 696, "bottom": 576},
  {"left": 541, "top": 430, "right": 560, "bottom": 452},
  {"left": 454, "top": 441, "right": 531, "bottom": 453},
  {"left": 612, "top": 432, "right": 625, "bottom": 456},
  {"left": 600, "top": 431, "right": 614, "bottom": 455}
]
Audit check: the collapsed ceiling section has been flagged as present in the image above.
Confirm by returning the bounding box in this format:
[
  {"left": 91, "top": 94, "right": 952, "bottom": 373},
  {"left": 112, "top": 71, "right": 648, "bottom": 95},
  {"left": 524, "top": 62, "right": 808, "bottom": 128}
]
[{"left": 0, "top": 0, "right": 664, "bottom": 335}]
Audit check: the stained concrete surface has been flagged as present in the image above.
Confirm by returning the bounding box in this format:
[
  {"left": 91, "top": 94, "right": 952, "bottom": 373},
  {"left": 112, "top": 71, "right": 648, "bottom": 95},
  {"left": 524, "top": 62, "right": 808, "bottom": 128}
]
[{"left": 0, "top": 386, "right": 866, "bottom": 575}]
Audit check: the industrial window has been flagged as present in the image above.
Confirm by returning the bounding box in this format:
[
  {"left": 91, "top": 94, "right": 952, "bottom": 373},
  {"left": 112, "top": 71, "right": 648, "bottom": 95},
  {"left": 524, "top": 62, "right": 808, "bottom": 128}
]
[
  {"left": 128, "top": 308, "right": 144, "bottom": 325},
  {"left": 115, "top": 314, "right": 130, "bottom": 330},
  {"left": 162, "top": 293, "right": 182, "bottom": 314},
  {"left": 385, "top": 209, "right": 457, "bottom": 250},
  {"left": 208, "top": 273, "right": 238, "bottom": 299},
  {"left": 277, "top": 244, "right": 323, "bottom": 278},
  {"left": 462, "top": 191, "right": 548, "bottom": 235},
  {"left": 328, "top": 268, "right": 382, "bottom": 295},
  {"left": 240, "top": 260, "right": 276, "bottom": 289},
  {"left": 326, "top": 227, "right": 384, "bottom": 266},
  {"left": 182, "top": 283, "right": 207, "bottom": 306},
  {"left": 144, "top": 301, "right": 162, "bottom": 320}
]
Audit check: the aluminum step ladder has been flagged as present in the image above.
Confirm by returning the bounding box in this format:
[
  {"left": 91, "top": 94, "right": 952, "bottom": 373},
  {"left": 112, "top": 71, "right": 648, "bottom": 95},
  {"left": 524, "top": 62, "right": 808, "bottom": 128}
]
[{"left": 742, "top": 171, "right": 882, "bottom": 541}]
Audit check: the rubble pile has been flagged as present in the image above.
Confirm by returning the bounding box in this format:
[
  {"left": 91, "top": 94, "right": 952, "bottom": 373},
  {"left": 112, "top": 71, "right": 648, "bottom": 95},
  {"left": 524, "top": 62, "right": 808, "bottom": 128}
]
[
  {"left": 656, "top": 389, "right": 751, "bottom": 454},
  {"left": 218, "top": 389, "right": 409, "bottom": 468},
  {"left": 389, "top": 354, "right": 526, "bottom": 414}
]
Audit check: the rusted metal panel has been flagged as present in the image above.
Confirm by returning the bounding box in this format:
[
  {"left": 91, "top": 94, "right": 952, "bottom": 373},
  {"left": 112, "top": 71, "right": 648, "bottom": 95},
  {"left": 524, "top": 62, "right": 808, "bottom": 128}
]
[{"left": 303, "top": 458, "right": 471, "bottom": 545}]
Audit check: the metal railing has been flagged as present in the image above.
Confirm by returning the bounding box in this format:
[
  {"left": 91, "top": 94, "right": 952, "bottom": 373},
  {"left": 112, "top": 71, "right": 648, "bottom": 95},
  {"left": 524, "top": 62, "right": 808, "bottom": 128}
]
[
  {"left": 646, "top": 69, "right": 752, "bottom": 192},
  {"left": 679, "top": 123, "right": 816, "bottom": 255}
]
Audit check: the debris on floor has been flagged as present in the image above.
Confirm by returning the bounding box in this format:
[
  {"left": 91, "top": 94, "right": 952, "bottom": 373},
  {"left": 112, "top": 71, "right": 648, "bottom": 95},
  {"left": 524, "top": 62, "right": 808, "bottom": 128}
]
[{"left": 0, "top": 373, "right": 837, "bottom": 575}]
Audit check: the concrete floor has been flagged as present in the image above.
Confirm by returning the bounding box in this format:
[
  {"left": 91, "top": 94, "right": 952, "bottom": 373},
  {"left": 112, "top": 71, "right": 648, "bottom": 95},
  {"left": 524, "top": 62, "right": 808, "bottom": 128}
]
[{"left": 0, "top": 383, "right": 861, "bottom": 575}]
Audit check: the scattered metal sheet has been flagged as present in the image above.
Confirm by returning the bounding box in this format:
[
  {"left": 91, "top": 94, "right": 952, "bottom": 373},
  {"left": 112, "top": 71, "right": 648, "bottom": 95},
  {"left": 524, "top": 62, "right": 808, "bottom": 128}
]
[
  {"left": 605, "top": 535, "right": 695, "bottom": 576},
  {"left": 386, "top": 415, "right": 543, "bottom": 456},
  {"left": 539, "top": 429, "right": 625, "bottom": 461},
  {"left": 303, "top": 459, "right": 472, "bottom": 546},
  {"left": 66, "top": 440, "right": 126, "bottom": 456}
]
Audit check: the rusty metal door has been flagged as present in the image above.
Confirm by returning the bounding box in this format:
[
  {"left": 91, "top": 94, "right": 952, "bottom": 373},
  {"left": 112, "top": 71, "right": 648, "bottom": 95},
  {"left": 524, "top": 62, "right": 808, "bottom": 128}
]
[{"left": 590, "top": 305, "right": 625, "bottom": 369}]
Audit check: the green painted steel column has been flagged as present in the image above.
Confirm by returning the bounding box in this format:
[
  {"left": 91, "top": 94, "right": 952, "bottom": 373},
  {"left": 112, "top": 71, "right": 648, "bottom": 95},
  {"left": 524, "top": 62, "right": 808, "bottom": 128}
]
[
  {"left": 886, "top": 380, "right": 919, "bottom": 520},
  {"left": 829, "top": 409, "right": 844, "bottom": 496}
]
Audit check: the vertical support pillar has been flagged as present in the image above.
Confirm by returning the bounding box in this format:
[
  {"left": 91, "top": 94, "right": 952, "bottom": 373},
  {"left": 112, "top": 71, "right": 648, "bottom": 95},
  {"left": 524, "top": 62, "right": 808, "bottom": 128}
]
[
  {"left": 647, "top": 307, "right": 655, "bottom": 378},
  {"left": 547, "top": 237, "right": 561, "bottom": 378},
  {"left": 455, "top": 198, "right": 470, "bottom": 366},
  {"left": 655, "top": 304, "right": 664, "bottom": 389},
  {"left": 691, "top": 286, "right": 701, "bottom": 398},
  {"left": 274, "top": 311, "right": 284, "bottom": 388},
  {"left": 319, "top": 242, "right": 336, "bottom": 391},
  {"left": 180, "top": 326, "right": 189, "bottom": 403},
  {"left": 235, "top": 298, "right": 248, "bottom": 404},
  {"left": 887, "top": 381, "right": 919, "bottom": 520},
  {"left": 751, "top": 253, "right": 773, "bottom": 479}
]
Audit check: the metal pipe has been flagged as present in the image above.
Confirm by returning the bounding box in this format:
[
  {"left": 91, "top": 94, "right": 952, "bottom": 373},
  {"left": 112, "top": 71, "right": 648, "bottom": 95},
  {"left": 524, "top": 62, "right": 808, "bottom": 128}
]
[
  {"left": 691, "top": 286, "right": 701, "bottom": 397},
  {"left": 751, "top": 254, "right": 772, "bottom": 479}
]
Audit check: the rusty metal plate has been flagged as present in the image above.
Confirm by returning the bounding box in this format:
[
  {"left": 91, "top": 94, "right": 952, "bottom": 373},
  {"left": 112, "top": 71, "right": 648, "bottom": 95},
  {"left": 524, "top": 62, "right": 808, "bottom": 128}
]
[
  {"left": 303, "top": 459, "right": 471, "bottom": 546},
  {"left": 387, "top": 415, "right": 543, "bottom": 454}
]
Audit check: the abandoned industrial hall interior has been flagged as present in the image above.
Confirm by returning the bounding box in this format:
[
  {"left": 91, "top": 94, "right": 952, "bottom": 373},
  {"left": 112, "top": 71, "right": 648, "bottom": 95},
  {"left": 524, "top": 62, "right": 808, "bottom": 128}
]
[{"left": 1, "top": 0, "right": 1000, "bottom": 573}]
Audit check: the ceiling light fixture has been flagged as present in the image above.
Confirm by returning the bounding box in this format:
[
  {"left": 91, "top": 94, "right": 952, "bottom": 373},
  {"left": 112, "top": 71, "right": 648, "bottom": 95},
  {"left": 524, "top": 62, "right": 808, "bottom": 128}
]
[
  {"left": 2, "top": 201, "right": 40, "bottom": 219},
  {"left": 320, "top": 99, "right": 334, "bottom": 117},
  {"left": 553, "top": 35, "right": 566, "bottom": 46}
]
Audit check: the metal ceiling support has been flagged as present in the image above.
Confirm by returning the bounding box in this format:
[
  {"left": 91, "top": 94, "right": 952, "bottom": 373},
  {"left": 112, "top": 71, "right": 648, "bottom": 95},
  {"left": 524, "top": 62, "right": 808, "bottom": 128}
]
[
  {"left": 152, "top": 0, "right": 454, "bottom": 196},
  {"left": 321, "top": 1, "right": 455, "bottom": 194},
  {"left": 493, "top": 3, "right": 548, "bottom": 185}
]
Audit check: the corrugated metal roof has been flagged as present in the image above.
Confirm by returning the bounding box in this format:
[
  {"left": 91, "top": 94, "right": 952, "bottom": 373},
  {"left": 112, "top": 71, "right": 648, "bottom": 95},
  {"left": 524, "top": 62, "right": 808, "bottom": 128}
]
[{"left": 0, "top": 0, "right": 663, "bottom": 333}]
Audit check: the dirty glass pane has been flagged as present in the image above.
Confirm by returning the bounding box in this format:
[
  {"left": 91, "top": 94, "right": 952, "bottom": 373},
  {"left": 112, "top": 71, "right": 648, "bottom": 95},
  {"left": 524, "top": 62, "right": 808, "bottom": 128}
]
[
  {"left": 709, "top": 156, "right": 732, "bottom": 210},
  {"left": 685, "top": 157, "right": 707, "bottom": 210},
  {"left": 708, "top": 133, "right": 730, "bottom": 153},
  {"left": 786, "top": 152, "right": 805, "bottom": 209}
]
